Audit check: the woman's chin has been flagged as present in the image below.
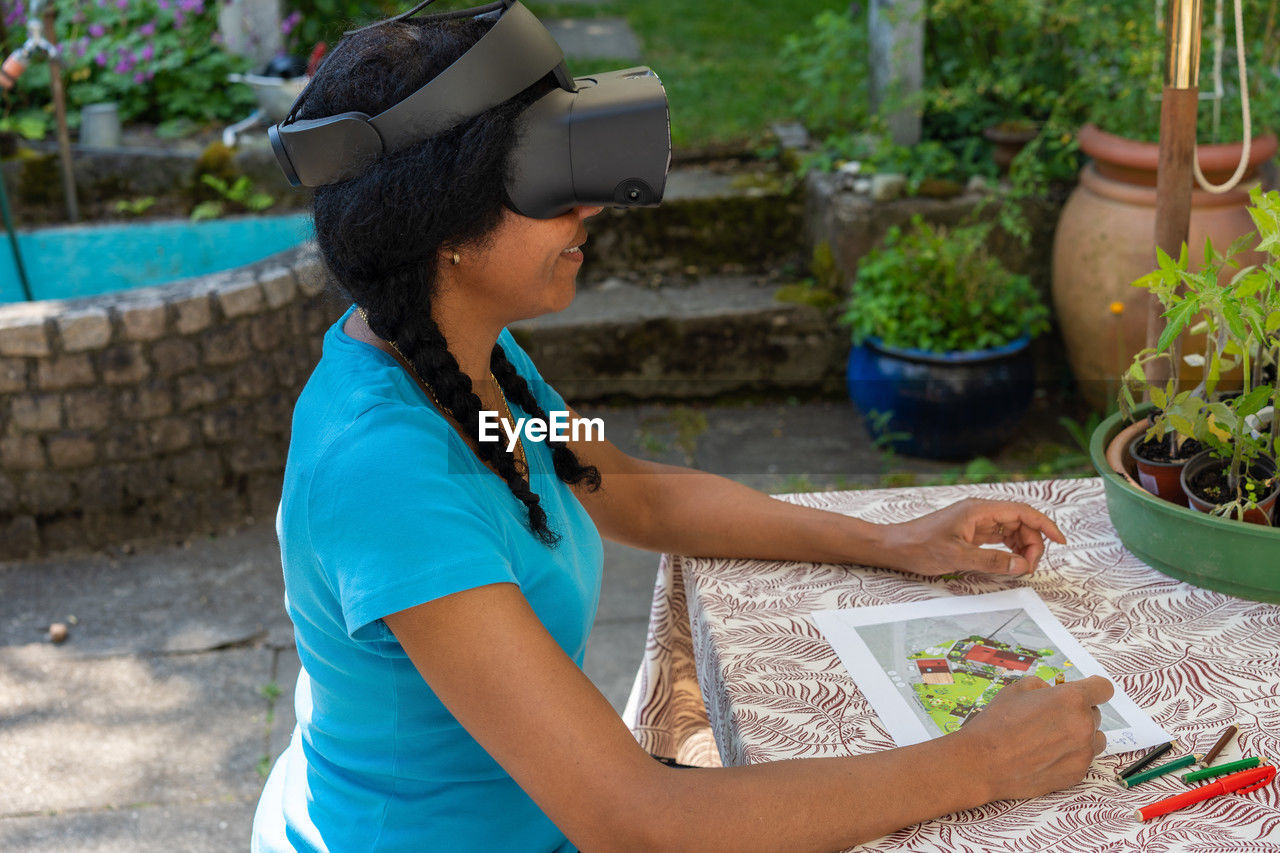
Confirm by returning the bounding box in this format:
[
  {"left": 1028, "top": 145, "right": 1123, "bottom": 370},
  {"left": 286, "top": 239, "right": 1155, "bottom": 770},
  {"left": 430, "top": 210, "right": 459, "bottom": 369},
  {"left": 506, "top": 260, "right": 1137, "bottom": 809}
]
[{"left": 546, "top": 280, "right": 578, "bottom": 314}]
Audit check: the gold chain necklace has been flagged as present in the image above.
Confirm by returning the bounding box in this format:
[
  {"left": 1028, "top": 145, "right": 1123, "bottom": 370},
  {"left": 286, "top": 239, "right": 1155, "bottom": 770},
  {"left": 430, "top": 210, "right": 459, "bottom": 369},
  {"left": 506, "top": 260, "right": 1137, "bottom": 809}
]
[{"left": 356, "top": 306, "right": 528, "bottom": 477}]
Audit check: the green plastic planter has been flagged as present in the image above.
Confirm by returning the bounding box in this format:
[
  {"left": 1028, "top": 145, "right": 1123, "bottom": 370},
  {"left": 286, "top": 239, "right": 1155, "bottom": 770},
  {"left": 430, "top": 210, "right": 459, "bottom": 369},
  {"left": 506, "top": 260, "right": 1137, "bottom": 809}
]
[{"left": 1089, "top": 407, "right": 1280, "bottom": 603}]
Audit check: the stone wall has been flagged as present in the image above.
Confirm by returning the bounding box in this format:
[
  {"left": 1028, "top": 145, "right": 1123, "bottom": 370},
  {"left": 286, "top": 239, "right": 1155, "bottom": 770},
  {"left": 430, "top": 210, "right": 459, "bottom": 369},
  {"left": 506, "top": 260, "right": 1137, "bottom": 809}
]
[{"left": 0, "top": 244, "right": 346, "bottom": 561}]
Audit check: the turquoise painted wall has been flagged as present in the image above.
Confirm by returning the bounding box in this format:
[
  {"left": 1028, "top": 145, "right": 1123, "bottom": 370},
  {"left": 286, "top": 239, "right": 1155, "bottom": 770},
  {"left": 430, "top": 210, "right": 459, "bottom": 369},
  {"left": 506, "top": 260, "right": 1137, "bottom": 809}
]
[{"left": 0, "top": 213, "right": 312, "bottom": 304}]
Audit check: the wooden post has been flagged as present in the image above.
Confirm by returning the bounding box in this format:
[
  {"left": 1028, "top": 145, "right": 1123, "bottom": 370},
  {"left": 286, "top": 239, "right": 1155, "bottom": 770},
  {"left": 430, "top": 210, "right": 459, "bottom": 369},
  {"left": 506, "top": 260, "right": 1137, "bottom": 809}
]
[
  {"left": 1148, "top": 0, "right": 1202, "bottom": 388},
  {"left": 42, "top": 8, "right": 79, "bottom": 223}
]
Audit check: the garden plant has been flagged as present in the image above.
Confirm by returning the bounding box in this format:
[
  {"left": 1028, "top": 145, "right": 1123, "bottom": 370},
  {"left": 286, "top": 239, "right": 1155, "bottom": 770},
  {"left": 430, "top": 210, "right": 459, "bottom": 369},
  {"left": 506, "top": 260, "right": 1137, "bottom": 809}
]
[
  {"left": 841, "top": 216, "right": 1049, "bottom": 354},
  {"left": 1118, "top": 187, "right": 1280, "bottom": 523},
  {"left": 0, "top": 0, "right": 257, "bottom": 136}
]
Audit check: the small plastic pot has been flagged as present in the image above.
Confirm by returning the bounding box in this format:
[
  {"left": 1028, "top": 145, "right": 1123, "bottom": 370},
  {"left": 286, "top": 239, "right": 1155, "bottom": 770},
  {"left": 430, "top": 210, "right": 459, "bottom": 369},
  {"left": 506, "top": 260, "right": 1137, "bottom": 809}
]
[
  {"left": 1180, "top": 450, "right": 1279, "bottom": 526},
  {"left": 1128, "top": 433, "right": 1192, "bottom": 507}
]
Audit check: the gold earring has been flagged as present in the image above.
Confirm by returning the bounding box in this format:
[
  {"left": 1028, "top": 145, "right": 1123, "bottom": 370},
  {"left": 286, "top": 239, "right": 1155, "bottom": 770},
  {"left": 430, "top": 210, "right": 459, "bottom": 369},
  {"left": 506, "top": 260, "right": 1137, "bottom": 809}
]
[{"left": 451, "top": 252, "right": 461, "bottom": 265}]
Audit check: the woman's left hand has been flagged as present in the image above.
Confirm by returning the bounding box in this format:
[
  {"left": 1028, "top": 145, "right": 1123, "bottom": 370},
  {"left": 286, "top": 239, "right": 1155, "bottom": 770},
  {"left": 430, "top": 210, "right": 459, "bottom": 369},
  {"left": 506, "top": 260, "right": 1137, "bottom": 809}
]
[{"left": 878, "top": 498, "right": 1067, "bottom": 577}]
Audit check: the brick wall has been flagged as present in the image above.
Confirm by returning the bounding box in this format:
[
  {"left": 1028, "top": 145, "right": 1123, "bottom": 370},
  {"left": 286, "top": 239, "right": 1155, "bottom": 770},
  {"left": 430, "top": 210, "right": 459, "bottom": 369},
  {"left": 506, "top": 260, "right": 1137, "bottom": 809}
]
[{"left": 0, "top": 243, "right": 346, "bottom": 560}]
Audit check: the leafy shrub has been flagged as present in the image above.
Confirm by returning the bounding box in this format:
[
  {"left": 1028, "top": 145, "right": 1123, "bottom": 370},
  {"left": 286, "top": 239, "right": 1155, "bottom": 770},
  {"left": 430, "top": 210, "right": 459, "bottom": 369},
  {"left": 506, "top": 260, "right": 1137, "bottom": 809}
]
[
  {"left": 777, "top": 8, "right": 870, "bottom": 137},
  {"left": 0, "top": 0, "right": 257, "bottom": 134},
  {"left": 840, "top": 216, "right": 1050, "bottom": 353}
]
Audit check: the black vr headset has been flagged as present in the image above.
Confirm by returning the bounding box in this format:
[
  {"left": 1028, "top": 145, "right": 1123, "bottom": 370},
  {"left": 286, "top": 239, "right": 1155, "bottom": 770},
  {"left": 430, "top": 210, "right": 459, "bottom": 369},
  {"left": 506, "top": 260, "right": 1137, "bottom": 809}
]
[{"left": 268, "top": 0, "right": 671, "bottom": 219}]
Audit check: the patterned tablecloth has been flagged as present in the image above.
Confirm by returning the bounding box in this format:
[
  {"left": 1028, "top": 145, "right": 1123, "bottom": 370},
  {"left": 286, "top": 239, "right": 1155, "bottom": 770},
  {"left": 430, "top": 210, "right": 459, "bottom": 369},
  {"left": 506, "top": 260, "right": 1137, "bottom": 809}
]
[{"left": 624, "top": 478, "right": 1280, "bottom": 852}]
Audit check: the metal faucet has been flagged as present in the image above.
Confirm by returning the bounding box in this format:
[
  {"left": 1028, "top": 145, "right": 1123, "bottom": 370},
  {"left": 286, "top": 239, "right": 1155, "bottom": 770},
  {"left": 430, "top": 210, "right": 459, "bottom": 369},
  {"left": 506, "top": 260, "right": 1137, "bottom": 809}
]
[
  {"left": 1, "top": 0, "right": 60, "bottom": 90},
  {"left": 0, "top": 0, "right": 78, "bottom": 222}
]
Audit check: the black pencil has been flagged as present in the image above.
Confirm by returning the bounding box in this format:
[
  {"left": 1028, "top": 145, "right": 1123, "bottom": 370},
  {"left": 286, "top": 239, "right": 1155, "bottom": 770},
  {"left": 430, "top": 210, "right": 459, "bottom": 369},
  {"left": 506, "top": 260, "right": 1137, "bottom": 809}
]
[{"left": 1117, "top": 741, "right": 1175, "bottom": 780}]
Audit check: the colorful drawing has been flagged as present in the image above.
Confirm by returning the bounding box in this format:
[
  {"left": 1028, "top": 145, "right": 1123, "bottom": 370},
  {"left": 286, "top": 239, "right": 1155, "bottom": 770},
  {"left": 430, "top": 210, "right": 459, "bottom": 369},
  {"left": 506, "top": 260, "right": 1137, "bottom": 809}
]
[
  {"left": 897, "top": 609, "right": 1073, "bottom": 734},
  {"left": 812, "top": 588, "right": 1172, "bottom": 755}
]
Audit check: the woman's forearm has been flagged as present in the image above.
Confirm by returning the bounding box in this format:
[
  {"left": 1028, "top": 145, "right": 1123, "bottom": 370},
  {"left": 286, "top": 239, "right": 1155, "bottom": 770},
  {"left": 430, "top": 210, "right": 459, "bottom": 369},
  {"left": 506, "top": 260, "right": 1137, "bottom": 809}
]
[
  {"left": 634, "top": 731, "right": 992, "bottom": 852},
  {"left": 609, "top": 461, "right": 898, "bottom": 567}
]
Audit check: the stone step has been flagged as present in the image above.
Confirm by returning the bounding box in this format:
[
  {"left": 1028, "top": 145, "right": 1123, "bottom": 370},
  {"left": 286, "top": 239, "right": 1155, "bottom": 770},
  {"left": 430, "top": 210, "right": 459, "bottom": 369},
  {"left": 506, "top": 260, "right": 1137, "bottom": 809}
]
[
  {"left": 577, "top": 160, "right": 804, "bottom": 282},
  {"left": 510, "top": 275, "right": 846, "bottom": 402}
]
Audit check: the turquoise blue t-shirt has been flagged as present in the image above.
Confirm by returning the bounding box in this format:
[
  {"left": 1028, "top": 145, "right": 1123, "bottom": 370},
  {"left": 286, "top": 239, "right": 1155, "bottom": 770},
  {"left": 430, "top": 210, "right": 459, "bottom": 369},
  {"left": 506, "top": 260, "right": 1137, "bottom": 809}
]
[{"left": 252, "top": 306, "right": 603, "bottom": 852}]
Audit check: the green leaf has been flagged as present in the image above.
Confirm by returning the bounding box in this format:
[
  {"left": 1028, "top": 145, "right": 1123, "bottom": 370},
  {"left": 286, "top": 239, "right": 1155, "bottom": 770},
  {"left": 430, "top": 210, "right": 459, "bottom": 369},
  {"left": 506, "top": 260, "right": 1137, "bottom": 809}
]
[
  {"left": 1232, "top": 267, "right": 1264, "bottom": 296},
  {"left": 1222, "top": 300, "right": 1248, "bottom": 341},
  {"left": 1235, "top": 386, "right": 1273, "bottom": 418},
  {"left": 1167, "top": 412, "right": 1196, "bottom": 436},
  {"left": 1266, "top": 311, "right": 1280, "bottom": 333},
  {"left": 190, "top": 201, "right": 224, "bottom": 222},
  {"left": 1157, "top": 299, "right": 1197, "bottom": 353}
]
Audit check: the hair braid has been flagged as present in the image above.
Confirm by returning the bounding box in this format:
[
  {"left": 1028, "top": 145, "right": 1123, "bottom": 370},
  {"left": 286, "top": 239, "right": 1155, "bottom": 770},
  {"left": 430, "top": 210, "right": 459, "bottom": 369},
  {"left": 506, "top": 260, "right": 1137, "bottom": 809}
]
[{"left": 490, "top": 347, "right": 601, "bottom": 491}]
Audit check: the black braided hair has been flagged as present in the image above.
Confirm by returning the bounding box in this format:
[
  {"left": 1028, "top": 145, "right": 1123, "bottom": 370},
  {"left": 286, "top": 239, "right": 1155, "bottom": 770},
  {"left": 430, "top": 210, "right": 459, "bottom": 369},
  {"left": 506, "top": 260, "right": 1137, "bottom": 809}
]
[
  {"left": 490, "top": 347, "right": 602, "bottom": 490},
  {"left": 294, "top": 16, "right": 600, "bottom": 545}
]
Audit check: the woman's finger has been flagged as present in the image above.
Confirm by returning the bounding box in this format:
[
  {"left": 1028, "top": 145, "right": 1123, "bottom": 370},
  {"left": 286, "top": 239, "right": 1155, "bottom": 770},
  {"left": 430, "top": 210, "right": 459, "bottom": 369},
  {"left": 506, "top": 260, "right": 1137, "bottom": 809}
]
[
  {"left": 1012, "top": 524, "right": 1045, "bottom": 571},
  {"left": 989, "top": 501, "right": 1068, "bottom": 545}
]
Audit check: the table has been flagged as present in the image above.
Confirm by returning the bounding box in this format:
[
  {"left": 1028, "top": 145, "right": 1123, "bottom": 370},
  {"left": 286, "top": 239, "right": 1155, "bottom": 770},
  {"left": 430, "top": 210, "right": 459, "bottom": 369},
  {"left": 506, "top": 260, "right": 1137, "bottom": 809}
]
[{"left": 625, "top": 478, "right": 1280, "bottom": 851}]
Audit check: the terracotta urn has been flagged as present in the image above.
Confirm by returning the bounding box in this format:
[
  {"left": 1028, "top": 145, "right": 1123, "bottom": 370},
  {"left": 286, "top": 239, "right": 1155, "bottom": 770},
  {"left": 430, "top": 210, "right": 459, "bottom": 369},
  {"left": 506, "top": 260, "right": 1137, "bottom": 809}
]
[{"left": 1051, "top": 124, "right": 1277, "bottom": 410}]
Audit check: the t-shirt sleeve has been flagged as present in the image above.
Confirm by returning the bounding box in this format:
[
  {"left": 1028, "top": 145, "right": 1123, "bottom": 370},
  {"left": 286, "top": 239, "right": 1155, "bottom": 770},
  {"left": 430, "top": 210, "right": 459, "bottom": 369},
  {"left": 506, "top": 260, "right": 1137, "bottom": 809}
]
[
  {"left": 307, "top": 406, "right": 518, "bottom": 643},
  {"left": 498, "top": 328, "right": 569, "bottom": 415}
]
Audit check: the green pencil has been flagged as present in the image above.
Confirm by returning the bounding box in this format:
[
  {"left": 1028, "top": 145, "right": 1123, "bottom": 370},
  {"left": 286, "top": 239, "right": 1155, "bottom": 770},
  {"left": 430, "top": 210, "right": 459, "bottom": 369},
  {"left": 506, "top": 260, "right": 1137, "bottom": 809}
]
[
  {"left": 1119, "top": 753, "right": 1202, "bottom": 788},
  {"left": 1181, "top": 756, "right": 1268, "bottom": 785}
]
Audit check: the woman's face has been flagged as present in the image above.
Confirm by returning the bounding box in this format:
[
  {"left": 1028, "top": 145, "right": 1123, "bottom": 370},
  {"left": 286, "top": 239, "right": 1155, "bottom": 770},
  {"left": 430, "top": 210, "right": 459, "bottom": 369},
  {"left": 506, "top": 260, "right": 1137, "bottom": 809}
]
[{"left": 448, "top": 205, "right": 604, "bottom": 323}]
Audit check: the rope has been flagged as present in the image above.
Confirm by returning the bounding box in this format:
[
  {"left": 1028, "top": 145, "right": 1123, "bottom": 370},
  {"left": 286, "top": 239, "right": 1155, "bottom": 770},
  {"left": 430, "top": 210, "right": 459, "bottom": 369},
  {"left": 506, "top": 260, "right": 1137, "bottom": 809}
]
[{"left": 1193, "top": 0, "right": 1252, "bottom": 193}]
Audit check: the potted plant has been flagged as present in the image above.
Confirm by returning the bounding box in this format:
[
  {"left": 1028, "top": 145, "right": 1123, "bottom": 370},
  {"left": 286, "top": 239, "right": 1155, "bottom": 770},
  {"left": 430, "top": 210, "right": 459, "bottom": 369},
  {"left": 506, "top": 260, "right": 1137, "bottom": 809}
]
[
  {"left": 1091, "top": 187, "right": 1280, "bottom": 601},
  {"left": 841, "top": 216, "right": 1050, "bottom": 459},
  {"left": 1116, "top": 187, "right": 1280, "bottom": 523}
]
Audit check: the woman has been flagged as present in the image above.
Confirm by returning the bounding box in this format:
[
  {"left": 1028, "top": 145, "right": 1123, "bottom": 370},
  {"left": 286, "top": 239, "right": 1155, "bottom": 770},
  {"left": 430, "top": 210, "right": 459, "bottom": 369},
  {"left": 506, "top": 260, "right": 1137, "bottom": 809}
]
[{"left": 252, "top": 13, "right": 1113, "bottom": 853}]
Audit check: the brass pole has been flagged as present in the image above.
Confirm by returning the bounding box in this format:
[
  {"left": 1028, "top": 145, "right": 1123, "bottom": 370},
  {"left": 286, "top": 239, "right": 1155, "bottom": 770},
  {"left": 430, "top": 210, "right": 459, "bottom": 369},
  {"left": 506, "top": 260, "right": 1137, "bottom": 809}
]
[{"left": 42, "top": 8, "right": 78, "bottom": 223}]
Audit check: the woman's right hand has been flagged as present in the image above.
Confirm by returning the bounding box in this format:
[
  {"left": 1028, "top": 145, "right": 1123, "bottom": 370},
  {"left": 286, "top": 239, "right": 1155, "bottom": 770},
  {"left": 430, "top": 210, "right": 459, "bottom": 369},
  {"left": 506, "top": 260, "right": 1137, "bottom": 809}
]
[{"left": 956, "top": 674, "right": 1114, "bottom": 802}]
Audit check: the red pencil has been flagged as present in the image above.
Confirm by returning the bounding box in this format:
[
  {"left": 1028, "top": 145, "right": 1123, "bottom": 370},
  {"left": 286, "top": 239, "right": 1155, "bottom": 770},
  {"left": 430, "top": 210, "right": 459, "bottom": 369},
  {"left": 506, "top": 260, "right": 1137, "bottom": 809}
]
[{"left": 1135, "top": 765, "right": 1277, "bottom": 821}]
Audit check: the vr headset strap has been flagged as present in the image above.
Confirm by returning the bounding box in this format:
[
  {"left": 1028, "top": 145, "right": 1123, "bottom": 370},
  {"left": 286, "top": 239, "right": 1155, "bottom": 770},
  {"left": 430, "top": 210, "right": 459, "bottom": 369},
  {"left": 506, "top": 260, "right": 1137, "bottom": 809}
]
[
  {"left": 372, "top": 2, "right": 566, "bottom": 150},
  {"left": 273, "top": 1, "right": 567, "bottom": 186}
]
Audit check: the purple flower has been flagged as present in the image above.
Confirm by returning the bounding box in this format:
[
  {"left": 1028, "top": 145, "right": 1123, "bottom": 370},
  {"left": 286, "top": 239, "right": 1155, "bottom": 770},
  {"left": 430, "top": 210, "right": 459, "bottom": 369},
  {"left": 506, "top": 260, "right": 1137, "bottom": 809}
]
[
  {"left": 157, "top": 0, "right": 169, "bottom": 8},
  {"left": 140, "top": 44, "right": 154, "bottom": 61},
  {"left": 89, "top": 23, "right": 106, "bottom": 37},
  {"left": 281, "top": 10, "right": 301, "bottom": 35},
  {"left": 71, "top": 10, "right": 85, "bottom": 23},
  {"left": 95, "top": 51, "right": 109, "bottom": 67},
  {"left": 133, "top": 72, "right": 145, "bottom": 83},
  {"left": 139, "top": 22, "right": 155, "bottom": 36},
  {"left": 115, "top": 0, "right": 129, "bottom": 9},
  {"left": 75, "top": 41, "right": 88, "bottom": 57},
  {"left": 173, "top": 10, "right": 184, "bottom": 26},
  {"left": 113, "top": 59, "right": 132, "bottom": 73}
]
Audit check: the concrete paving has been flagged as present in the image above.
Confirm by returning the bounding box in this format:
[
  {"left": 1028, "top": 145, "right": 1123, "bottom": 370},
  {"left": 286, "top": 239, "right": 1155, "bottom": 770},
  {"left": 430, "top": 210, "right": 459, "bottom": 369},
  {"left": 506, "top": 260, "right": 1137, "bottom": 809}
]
[{"left": 0, "top": 398, "right": 1068, "bottom": 850}]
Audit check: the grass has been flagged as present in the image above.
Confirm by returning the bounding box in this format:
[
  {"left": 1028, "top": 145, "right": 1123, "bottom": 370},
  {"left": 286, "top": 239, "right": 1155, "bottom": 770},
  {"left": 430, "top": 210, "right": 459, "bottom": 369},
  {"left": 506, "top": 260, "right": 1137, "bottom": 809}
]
[
  {"left": 422, "top": 0, "right": 852, "bottom": 150},
  {"left": 609, "top": 0, "right": 846, "bottom": 149}
]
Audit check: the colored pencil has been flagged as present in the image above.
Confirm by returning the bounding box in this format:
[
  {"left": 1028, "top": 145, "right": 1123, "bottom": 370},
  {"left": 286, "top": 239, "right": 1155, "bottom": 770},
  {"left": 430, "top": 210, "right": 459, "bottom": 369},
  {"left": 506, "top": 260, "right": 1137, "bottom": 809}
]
[
  {"left": 1120, "top": 754, "right": 1202, "bottom": 788},
  {"left": 1118, "top": 741, "right": 1175, "bottom": 780}
]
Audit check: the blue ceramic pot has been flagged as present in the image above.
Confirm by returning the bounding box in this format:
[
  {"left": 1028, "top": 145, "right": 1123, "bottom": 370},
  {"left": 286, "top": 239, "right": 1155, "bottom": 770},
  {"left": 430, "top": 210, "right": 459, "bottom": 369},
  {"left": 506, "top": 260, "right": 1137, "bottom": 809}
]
[{"left": 845, "top": 336, "right": 1035, "bottom": 460}]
